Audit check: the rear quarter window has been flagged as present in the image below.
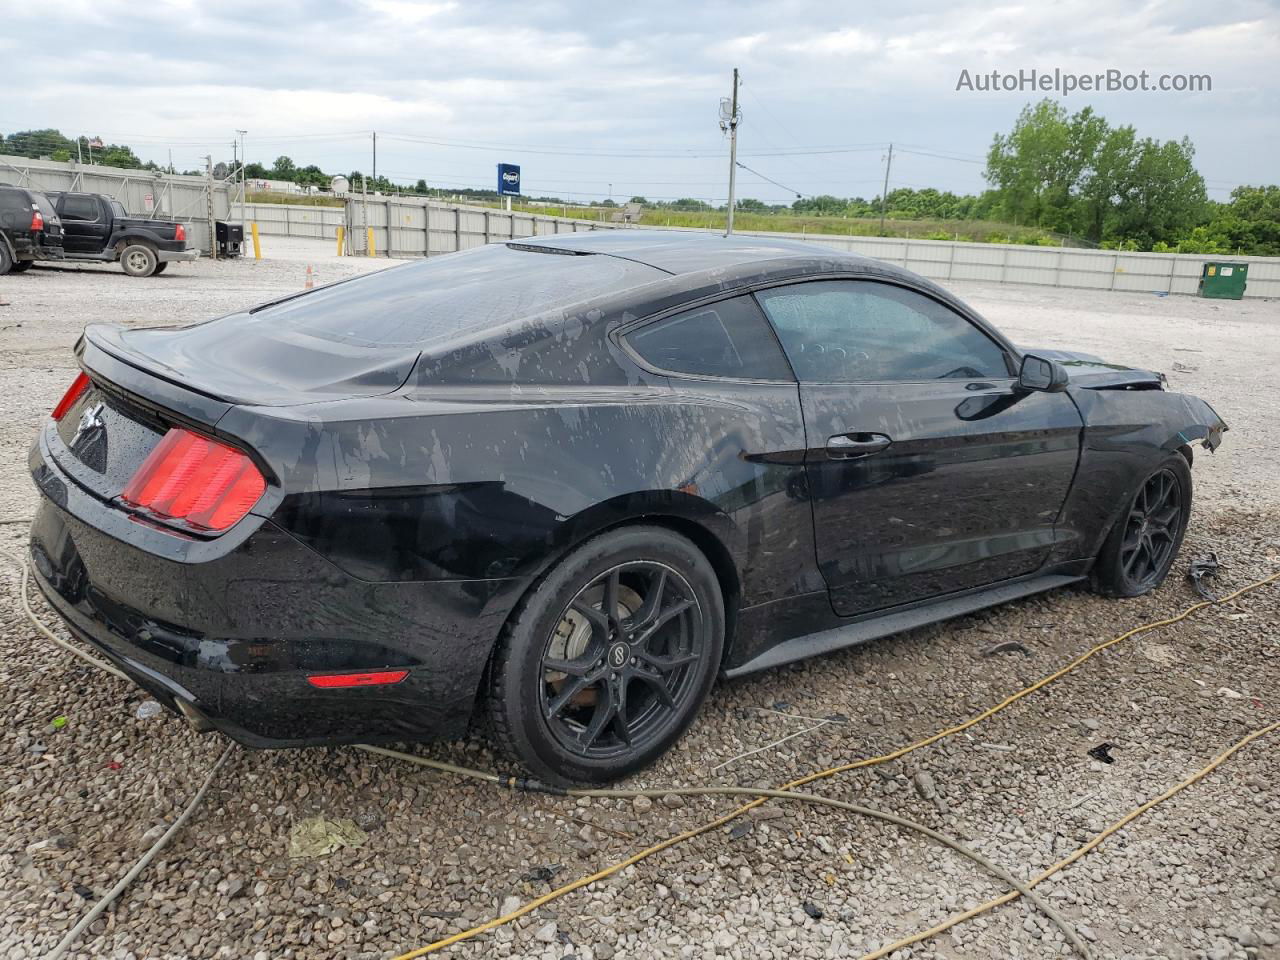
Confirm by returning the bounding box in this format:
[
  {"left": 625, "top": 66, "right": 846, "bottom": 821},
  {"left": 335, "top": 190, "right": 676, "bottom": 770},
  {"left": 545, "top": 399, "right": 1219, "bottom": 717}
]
[{"left": 625, "top": 295, "right": 794, "bottom": 380}]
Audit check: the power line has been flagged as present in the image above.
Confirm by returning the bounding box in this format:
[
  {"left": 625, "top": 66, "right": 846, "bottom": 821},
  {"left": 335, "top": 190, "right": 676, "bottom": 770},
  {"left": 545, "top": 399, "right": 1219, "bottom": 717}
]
[{"left": 735, "top": 162, "right": 801, "bottom": 198}]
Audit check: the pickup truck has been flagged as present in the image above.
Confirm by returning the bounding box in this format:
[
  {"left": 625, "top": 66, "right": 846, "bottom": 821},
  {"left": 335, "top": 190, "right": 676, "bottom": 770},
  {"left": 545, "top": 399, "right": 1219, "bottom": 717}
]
[{"left": 46, "top": 192, "right": 198, "bottom": 277}]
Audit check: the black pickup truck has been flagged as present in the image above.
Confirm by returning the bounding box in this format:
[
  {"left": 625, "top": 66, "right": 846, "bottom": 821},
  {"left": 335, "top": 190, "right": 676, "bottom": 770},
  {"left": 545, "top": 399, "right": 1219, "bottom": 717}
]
[{"left": 46, "top": 192, "right": 198, "bottom": 277}]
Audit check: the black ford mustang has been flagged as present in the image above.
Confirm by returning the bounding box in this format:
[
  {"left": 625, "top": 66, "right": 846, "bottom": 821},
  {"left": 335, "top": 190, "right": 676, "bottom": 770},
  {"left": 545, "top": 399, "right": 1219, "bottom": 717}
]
[{"left": 28, "top": 232, "right": 1226, "bottom": 784}]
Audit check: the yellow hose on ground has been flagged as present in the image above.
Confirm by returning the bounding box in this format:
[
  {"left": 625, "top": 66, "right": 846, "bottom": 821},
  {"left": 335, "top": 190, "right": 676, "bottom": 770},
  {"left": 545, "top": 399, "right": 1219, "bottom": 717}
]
[
  {"left": 389, "top": 570, "right": 1280, "bottom": 959},
  {"left": 857, "top": 718, "right": 1280, "bottom": 960}
]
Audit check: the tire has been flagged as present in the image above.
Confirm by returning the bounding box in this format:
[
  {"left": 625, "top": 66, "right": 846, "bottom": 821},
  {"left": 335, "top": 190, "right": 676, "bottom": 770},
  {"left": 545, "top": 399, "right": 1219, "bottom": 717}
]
[
  {"left": 1091, "top": 453, "right": 1192, "bottom": 597},
  {"left": 9, "top": 259, "right": 32, "bottom": 273},
  {"left": 120, "top": 243, "right": 159, "bottom": 277},
  {"left": 153, "top": 261, "right": 168, "bottom": 275},
  {"left": 487, "top": 525, "right": 724, "bottom": 786},
  {"left": 0, "top": 244, "right": 12, "bottom": 276}
]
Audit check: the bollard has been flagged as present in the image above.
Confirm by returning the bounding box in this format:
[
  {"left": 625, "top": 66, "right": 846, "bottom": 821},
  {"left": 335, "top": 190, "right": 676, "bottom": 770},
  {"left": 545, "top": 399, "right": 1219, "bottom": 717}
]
[
  {"left": 305, "top": 264, "right": 314, "bottom": 289},
  {"left": 366, "top": 227, "right": 376, "bottom": 257},
  {"left": 336, "top": 225, "right": 345, "bottom": 257},
  {"left": 251, "top": 222, "right": 262, "bottom": 260}
]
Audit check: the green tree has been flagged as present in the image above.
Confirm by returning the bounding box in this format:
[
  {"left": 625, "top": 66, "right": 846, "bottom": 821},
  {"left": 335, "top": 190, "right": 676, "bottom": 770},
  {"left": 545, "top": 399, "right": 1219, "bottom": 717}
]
[
  {"left": 97, "top": 143, "right": 144, "bottom": 169},
  {"left": 987, "top": 99, "right": 1207, "bottom": 247},
  {"left": 271, "top": 155, "right": 297, "bottom": 180}
]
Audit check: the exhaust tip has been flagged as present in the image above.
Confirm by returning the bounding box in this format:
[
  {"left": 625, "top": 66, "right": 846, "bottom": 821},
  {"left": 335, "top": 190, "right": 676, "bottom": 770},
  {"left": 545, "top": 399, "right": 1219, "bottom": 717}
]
[{"left": 174, "top": 697, "right": 215, "bottom": 734}]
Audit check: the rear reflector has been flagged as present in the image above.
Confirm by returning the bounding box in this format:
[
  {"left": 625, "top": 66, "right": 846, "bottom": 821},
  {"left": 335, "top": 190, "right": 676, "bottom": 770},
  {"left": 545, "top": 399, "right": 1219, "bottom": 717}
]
[
  {"left": 31, "top": 207, "right": 44, "bottom": 232},
  {"left": 307, "top": 670, "right": 409, "bottom": 689},
  {"left": 174, "top": 223, "right": 186, "bottom": 244},
  {"left": 121, "top": 427, "right": 266, "bottom": 533},
  {"left": 52, "top": 372, "right": 91, "bottom": 421}
]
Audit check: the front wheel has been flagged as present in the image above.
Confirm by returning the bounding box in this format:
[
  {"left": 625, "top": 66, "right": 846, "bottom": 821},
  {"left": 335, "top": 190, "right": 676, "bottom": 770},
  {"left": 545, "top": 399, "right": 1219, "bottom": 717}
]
[
  {"left": 487, "top": 526, "right": 724, "bottom": 785},
  {"left": 0, "top": 244, "right": 12, "bottom": 276},
  {"left": 1092, "top": 453, "right": 1192, "bottom": 597},
  {"left": 120, "top": 243, "right": 159, "bottom": 277},
  {"left": 9, "top": 259, "right": 32, "bottom": 273}
]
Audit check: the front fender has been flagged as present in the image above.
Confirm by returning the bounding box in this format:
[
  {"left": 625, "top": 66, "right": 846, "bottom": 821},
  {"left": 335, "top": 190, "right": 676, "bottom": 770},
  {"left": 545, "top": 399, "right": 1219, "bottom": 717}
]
[{"left": 1051, "top": 388, "right": 1227, "bottom": 563}]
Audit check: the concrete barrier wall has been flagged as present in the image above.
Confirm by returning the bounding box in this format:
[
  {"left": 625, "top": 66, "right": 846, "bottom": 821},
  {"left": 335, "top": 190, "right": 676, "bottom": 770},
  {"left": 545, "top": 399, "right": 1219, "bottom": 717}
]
[
  {"left": 13, "top": 154, "right": 1267, "bottom": 298},
  {"left": 343, "top": 195, "right": 618, "bottom": 256}
]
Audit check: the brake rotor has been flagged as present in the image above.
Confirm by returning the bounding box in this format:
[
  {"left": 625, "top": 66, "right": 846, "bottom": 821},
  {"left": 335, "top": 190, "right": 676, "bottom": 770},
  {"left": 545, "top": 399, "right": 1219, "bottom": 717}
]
[{"left": 546, "top": 583, "right": 642, "bottom": 709}]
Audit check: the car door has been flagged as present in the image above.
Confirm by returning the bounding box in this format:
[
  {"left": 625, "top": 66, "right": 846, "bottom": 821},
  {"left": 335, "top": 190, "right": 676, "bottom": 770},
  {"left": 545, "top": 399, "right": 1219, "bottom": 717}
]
[
  {"left": 754, "top": 278, "right": 1083, "bottom": 617},
  {"left": 56, "top": 194, "right": 109, "bottom": 254}
]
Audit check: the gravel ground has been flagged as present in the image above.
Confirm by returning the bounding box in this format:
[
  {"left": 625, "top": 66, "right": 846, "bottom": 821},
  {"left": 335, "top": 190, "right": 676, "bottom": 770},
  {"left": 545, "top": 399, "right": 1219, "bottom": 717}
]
[{"left": 1, "top": 240, "right": 1277, "bottom": 960}]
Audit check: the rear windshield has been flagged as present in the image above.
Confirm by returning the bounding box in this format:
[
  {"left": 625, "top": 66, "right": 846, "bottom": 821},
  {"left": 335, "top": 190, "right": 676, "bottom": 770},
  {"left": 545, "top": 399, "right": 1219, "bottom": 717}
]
[
  {"left": 33, "top": 194, "right": 59, "bottom": 222},
  {"left": 245, "top": 243, "right": 665, "bottom": 348}
]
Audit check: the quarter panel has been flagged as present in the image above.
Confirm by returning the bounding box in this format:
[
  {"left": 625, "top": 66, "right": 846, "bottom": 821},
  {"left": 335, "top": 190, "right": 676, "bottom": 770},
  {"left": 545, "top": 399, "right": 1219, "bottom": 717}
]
[{"left": 253, "top": 382, "right": 817, "bottom": 610}]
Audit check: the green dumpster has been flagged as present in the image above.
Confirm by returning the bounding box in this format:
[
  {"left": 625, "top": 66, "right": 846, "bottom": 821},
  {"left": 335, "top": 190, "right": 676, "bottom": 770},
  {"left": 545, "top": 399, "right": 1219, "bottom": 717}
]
[{"left": 1198, "top": 261, "right": 1248, "bottom": 300}]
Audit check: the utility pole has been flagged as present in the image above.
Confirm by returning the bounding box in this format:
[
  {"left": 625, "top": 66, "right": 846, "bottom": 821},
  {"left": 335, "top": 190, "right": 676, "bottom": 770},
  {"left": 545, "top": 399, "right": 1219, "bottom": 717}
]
[
  {"left": 721, "top": 68, "right": 741, "bottom": 236},
  {"left": 204, "top": 155, "right": 217, "bottom": 260},
  {"left": 879, "top": 142, "right": 894, "bottom": 235},
  {"left": 236, "top": 129, "right": 247, "bottom": 227},
  {"left": 372, "top": 131, "right": 377, "bottom": 185}
]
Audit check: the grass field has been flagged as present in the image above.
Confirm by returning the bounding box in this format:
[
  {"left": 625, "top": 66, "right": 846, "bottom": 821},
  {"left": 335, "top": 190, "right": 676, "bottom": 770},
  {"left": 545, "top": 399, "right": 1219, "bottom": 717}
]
[{"left": 243, "top": 191, "right": 1062, "bottom": 245}]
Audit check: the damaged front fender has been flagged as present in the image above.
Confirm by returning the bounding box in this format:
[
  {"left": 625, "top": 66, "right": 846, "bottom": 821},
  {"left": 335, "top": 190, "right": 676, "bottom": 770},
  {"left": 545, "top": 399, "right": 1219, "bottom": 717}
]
[{"left": 1050, "top": 386, "right": 1227, "bottom": 564}]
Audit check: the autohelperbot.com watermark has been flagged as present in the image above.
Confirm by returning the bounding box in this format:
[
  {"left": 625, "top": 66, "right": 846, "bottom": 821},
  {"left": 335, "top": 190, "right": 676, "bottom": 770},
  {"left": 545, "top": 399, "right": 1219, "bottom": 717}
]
[{"left": 956, "top": 68, "right": 1212, "bottom": 96}]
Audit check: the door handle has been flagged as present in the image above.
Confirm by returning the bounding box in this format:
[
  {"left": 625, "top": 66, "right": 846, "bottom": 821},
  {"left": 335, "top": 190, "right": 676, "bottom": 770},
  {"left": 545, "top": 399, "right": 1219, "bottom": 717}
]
[{"left": 826, "top": 432, "right": 892, "bottom": 459}]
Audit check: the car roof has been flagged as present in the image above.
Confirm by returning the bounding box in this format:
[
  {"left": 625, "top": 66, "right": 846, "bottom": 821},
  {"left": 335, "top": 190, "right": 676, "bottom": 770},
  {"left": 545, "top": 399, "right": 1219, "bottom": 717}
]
[{"left": 516, "top": 229, "right": 877, "bottom": 276}]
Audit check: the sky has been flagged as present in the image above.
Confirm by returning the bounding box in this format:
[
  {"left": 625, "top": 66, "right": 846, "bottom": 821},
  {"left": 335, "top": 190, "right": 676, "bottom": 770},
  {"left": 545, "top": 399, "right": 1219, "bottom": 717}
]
[{"left": 1, "top": 0, "right": 1276, "bottom": 205}]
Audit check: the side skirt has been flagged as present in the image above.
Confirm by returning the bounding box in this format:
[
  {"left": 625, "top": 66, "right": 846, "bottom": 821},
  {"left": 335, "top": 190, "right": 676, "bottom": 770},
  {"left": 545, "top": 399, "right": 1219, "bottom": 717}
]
[{"left": 722, "top": 572, "right": 1084, "bottom": 678}]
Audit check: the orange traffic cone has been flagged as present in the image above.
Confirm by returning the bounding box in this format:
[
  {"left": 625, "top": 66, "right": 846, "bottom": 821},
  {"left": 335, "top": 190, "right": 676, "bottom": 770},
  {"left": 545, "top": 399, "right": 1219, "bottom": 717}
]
[{"left": 305, "top": 264, "right": 314, "bottom": 289}]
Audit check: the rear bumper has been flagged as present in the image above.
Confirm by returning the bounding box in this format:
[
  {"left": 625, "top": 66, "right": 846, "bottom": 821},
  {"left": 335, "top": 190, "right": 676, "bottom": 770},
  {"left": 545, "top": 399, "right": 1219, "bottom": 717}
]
[
  {"left": 157, "top": 249, "right": 198, "bottom": 263},
  {"left": 10, "top": 235, "right": 64, "bottom": 261},
  {"left": 27, "top": 438, "right": 526, "bottom": 748}
]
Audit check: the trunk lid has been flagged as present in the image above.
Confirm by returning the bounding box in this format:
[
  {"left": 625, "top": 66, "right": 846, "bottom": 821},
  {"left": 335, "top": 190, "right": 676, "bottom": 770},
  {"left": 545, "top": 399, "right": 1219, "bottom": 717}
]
[{"left": 85, "top": 321, "right": 420, "bottom": 407}]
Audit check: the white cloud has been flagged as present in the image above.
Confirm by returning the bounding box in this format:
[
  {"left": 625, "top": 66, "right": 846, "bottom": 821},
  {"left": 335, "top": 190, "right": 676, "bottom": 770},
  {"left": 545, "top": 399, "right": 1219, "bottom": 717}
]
[{"left": 1, "top": 0, "right": 1276, "bottom": 201}]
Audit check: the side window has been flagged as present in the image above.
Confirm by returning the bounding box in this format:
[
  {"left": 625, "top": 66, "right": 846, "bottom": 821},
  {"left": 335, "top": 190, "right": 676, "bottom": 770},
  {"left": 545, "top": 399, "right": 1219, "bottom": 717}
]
[
  {"left": 625, "top": 295, "right": 793, "bottom": 380},
  {"left": 754, "top": 280, "right": 1010, "bottom": 383},
  {"left": 60, "top": 196, "right": 100, "bottom": 222}
]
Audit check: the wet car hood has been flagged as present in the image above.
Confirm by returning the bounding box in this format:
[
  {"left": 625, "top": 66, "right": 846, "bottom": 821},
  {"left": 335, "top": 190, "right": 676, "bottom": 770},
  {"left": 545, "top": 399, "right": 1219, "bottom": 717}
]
[{"left": 1024, "top": 348, "right": 1164, "bottom": 390}]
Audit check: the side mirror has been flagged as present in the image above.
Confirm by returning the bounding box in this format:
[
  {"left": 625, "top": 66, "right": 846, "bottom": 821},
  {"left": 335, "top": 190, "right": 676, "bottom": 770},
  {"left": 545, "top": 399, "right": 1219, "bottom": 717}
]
[{"left": 1018, "top": 354, "right": 1070, "bottom": 393}]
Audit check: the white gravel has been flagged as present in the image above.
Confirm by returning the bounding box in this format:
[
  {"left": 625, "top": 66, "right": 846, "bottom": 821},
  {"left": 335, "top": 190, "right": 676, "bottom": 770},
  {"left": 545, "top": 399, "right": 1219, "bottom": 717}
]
[{"left": 1, "top": 240, "right": 1277, "bottom": 960}]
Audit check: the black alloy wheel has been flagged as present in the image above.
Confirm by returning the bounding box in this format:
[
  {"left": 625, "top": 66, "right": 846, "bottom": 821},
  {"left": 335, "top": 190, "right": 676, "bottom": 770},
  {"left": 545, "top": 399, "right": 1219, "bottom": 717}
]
[
  {"left": 540, "top": 561, "right": 703, "bottom": 760},
  {"left": 487, "top": 526, "right": 723, "bottom": 785},
  {"left": 1119, "top": 468, "right": 1183, "bottom": 588},
  {"left": 1092, "top": 453, "right": 1192, "bottom": 597}
]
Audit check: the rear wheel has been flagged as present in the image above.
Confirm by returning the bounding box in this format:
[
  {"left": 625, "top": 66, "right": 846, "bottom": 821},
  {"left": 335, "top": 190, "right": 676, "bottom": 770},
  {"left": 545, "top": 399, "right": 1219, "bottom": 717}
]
[
  {"left": 121, "top": 243, "right": 159, "bottom": 277},
  {"left": 9, "top": 259, "right": 32, "bottom": 273},
  {"left": 1092, "top": 454, "right": 1192, "bottom": 597},
  {"left": 0, "top": 244, "right": 12, "bottom": 276},
  {"left": 487, "top": 526, "right": 723, "bottom": 785}
]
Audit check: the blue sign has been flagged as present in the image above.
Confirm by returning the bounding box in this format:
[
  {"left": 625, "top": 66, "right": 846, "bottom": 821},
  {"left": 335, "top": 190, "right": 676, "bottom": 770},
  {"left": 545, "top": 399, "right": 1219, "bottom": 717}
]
[{"left": 497, "top": 163, "right": 521, "bottom": 196}]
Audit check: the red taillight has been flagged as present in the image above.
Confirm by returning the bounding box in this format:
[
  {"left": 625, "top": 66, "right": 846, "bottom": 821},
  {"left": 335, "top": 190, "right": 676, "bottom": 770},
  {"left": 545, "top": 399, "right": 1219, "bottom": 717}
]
[
  {"left": 174, "top": 223, "right": 186, "bottom": 244},
  {"left": 31, "top": 207, "right": 44, "bottom": 231},
  {"left": 52, "top": 372, "right": 91, "bottom": 421},
  {"left": 121, "top": 427, "right": 266, "bottom": 533},
  {"left": 307, "top": 670, "right": 409, "bottom": 689}
]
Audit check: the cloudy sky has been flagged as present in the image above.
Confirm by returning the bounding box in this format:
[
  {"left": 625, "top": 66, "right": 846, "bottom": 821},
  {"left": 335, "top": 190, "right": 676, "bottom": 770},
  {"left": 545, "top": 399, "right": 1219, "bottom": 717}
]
[{"left": 1, "top": 0, "right": 1276, "bottom": 204}]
